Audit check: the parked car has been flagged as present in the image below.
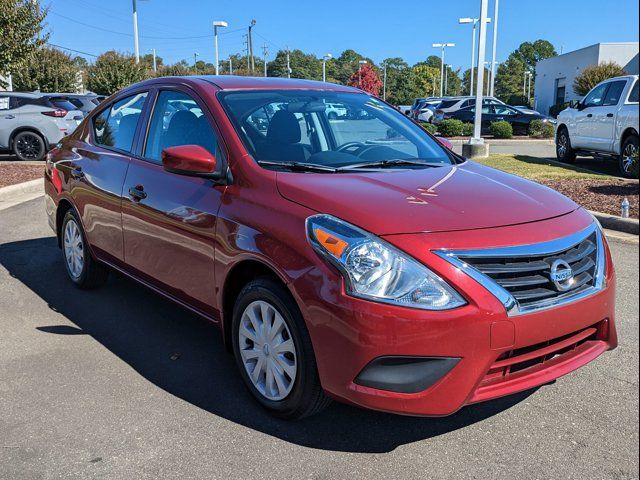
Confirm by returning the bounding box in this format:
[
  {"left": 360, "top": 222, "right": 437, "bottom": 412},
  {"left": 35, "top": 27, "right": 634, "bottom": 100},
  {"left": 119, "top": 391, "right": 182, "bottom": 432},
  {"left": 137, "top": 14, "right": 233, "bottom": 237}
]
[
  {"left": 556, "top": 75, "right": 639, "bottom": 178},
  {"left": 0, "top": 92, "right": 84, "bottom": 160},
  {"left": 446, "top": 104, "right": 555, "bottom": 135},
  {"left": 325, "top": 102, "right": 348, "bottom": 120},
  {"left": 44, "top": 76, "right": 617, "bottom": 420},
  {"left": 53, "top": 93, "right": 105, "bottom": 117},
  {"left": 432, "top": 97, "right": 507, "bottom": 124},
  {"left": 409, "top": 97, "right": 442, "bottom": 121}
]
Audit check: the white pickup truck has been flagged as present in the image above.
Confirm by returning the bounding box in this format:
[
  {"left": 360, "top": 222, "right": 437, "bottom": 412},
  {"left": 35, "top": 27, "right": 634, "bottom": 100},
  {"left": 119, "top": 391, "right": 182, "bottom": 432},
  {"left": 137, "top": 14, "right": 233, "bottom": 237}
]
[{"left": 556, "top": 75, "right": 639, "bottom": 177}]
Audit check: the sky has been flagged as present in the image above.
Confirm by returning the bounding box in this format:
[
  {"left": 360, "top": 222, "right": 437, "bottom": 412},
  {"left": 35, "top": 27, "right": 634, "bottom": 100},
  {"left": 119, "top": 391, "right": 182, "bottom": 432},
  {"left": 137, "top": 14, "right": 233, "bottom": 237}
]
[{"left": 47, "top": 0, "right": 639, "bottom": 70}]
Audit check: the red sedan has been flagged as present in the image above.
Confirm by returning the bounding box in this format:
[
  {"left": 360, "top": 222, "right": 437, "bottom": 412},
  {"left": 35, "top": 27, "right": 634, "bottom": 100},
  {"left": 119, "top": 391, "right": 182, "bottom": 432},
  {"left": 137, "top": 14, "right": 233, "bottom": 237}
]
[{"left": 44, "top": 76, "right": 617, "bottom": 419}]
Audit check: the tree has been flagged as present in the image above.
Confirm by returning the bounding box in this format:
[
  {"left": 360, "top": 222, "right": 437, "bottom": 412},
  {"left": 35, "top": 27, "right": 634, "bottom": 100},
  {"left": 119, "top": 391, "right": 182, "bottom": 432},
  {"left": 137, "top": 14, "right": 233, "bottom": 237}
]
[
  {"left": 573, "top": 62, "right": 627, "bottom": 96},
  {"left": 141, "top": 53, "right": 163, "bottom": 71},
  {"left": 12, "top": 47, "right": 78, "bottom": 92},
  {"left": 0, "top": 0, "right": 48, "bottom": 88},
  {"left": 462, "top": 67, "right": 491, "bottom": 96},
  {"left": 381, "top": 57, "right": 413, "bottom": 104},
  {"left": 86, "top": 51, "right": 147, "bottom": 95},
  {"left": 513, "top": 40, "right": 557, "bottom": 72},
  {"left": 411, "top": 64, "right": 440, "bottom": 98},
  {"left": 268, "top": 49, "right": 321, "bottom": 80},
  {"left": 413, "top": 56, "right": 461, "bottom": 97},
  {"left": 347, "top": 63, "right": 382, "bottom": 96}
]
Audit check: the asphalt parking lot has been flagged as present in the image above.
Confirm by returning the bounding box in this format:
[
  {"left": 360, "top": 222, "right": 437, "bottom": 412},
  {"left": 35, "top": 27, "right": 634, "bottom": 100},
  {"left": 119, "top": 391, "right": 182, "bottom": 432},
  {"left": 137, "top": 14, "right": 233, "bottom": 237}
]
[{"left": 0, "top": 198, "right": 638, "bottom": 480}]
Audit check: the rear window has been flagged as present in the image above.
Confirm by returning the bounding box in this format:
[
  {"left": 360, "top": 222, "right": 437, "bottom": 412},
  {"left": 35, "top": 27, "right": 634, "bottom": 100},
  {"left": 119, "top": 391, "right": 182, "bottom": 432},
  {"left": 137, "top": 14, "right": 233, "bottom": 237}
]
[
  {"left": 48, "top": 97, "right": 79, "bottom": 111},
  {"left": 66, "top": 98, "right": 84, "bottom": 109},
  {"left": 628, "top": 80, "right": 639, "bottom": 103}
]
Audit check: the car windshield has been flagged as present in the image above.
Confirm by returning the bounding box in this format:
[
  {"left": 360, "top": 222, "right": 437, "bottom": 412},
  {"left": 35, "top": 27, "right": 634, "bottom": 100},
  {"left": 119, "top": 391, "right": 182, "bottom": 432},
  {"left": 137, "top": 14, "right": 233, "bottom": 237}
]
[{"left": 219, "top": 90, "right": 455, "bottom": 170}]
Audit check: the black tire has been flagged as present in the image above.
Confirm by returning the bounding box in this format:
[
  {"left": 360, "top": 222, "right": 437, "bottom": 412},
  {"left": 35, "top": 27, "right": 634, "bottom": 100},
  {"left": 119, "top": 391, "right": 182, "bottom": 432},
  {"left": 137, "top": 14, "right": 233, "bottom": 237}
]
[
  {"left": 231, "top": 277, "right": 330, "bottom": 419},
  {"left": 619, "top": 135, "right": 639, "bottom": 179},
  {"left": 60, "top": 209, "right": 109, "bottom": 289},
  {"left": 13, "top": 131, "right": 46, "bottom": 161},
  {"left": 556, "top": 127, "right": 576, "bottom": 163}
]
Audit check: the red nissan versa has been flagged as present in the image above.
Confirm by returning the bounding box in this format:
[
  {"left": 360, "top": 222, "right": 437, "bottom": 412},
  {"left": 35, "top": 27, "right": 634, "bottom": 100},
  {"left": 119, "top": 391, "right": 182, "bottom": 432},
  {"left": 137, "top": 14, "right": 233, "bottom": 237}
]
[{"left": 43, "top": 76, "right": 617, "bottom": 419}]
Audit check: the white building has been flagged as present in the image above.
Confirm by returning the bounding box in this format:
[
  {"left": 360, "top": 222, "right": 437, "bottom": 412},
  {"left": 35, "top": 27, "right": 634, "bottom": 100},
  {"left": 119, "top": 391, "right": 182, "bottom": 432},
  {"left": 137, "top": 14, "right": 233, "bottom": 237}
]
[{"left": 534, "top": 42, "right": 639, "bottom": 115}]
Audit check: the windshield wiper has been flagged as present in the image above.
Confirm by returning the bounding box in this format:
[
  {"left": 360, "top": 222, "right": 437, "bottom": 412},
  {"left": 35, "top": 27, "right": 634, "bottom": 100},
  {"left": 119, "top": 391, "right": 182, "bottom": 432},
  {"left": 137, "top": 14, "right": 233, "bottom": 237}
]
[
  {"left": 257, "top": 160, "right": 339, "bottom": 173},
  {"left": 340, "top": 159, "right": 445, "bottom": 170}
]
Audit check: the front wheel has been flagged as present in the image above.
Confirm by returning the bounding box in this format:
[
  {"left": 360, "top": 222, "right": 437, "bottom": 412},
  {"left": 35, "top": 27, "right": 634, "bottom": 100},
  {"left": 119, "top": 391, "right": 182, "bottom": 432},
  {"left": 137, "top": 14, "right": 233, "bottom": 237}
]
[
  {"left": 619, "top": 135, "right": 639, "bottom": 179},
  {"left": 232, "top": 278, "right": 330, "bottom": 419},
  {"left": 556, "top": 128, "right": 576, "bottom": 163},
  {"left": 13, "top": 131, "right": 46, "bottom": 161}
]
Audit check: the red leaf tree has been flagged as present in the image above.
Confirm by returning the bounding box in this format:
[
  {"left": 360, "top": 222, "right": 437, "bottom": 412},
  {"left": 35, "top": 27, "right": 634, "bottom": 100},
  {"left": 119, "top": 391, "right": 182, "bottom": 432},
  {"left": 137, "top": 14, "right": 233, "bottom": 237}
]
[{"left": 347, "top": 63, "right": 382, "bottom": 96}]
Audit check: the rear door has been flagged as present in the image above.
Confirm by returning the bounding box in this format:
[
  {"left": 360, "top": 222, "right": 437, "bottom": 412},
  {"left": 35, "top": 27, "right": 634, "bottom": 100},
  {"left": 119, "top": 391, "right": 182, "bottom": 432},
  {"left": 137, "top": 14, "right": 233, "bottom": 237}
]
[
  {"left": 121, "top": 87, "right": 226, "bottom": 315},
  {"left": 592, "top": 79, "right": 627, "bottom": 151},
  {"left": 62, "top": 91, "right": 148, "bottom": 264}
]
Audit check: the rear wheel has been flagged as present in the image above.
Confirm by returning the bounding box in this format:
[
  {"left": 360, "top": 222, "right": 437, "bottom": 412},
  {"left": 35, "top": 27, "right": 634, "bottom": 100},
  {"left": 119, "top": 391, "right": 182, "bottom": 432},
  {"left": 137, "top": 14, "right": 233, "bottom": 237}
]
[
  {"left": 61, "top": 209, "right": 109, "bottom": 289},
  {"left": 13, "top": 131, "right": 46, "bottom": 161},
  {"left": 556, "top": 127, "right": 576, "bottom": 163},
  {"left": 619, "top": 135, "right": 639, "bottom": 179},
  {"left": 232, "top": 278, "right": 330, "bottom": 419}
]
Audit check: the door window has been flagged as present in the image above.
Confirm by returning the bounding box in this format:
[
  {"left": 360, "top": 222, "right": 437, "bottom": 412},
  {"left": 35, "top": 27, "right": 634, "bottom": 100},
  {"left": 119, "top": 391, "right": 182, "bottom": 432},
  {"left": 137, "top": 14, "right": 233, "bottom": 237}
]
[
  {"left": 628, "top": 81, "right": 639, "bottom": 103},
  {"left": 93, "top": 92, "right": 147, "bottom": 152},
  {"left": 602, "top": 80, "right": 627, "bottom": 106},
  {"left": 582, "top": 82, "right": 609, "bottom": 108},
  {"left": 144, "top": 90, "right": 218, "bottom": 163},
  {"left": 493, "top": 105, "right": 517, "bottom": 115}
]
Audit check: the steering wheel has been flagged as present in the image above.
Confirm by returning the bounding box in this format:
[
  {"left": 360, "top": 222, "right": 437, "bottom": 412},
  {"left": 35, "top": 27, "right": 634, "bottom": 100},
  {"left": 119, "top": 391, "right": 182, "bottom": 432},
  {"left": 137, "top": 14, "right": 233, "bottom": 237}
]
[{"left": 337, "top": 142, "right": 367, "bottom": 154}]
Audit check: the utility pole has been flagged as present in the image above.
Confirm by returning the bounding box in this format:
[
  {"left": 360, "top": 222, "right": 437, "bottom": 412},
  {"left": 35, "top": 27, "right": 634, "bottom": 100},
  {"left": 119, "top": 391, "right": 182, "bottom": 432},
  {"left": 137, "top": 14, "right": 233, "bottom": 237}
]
[
  {"left": 150, "top": 48, "right": 157, "bottom": 72},
  {"left": 132, "top": 0, "right": 140, "bottom": 63},
  {"left": 383, "top": 61, "right": 387, "bottom": 101},
  {"left": 213, "top": 20, "right": 228, "bottom": 75},
  {"left": 444, "top": 65, "right": 449, "bottom": 96},
  {"left": 472, "top": 0, "right": 489, "bottom": 142},
  {"left": 286, "top": 46, "right": 291, "bottom": 78},
  {"left": 322, "top": 54, "right": 332, "bottom": 82},
  {"left": 229, "top": 56, "right": 233, "bottom": 74},
  {"left": 193, "top": 52, "right": 199, "bottom": 73},
  {"left": 262, "top": 43, "right": 268, "bottom": 77},
  {"left": 248, "top": 20, "right": 256, "bottom": 74},
  {"left": 244, "top": 34, "right": 250, "bottom": 71},
  {"left": 489, "top": 0, "right": 499, "bottom": 96}
]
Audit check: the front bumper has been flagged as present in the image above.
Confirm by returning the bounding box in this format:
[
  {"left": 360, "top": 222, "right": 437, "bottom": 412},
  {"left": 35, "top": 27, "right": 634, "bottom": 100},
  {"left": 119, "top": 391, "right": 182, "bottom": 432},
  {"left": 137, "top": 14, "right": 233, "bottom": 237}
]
[{"left": 292, "top": 210, "right": 617, "bottom": 416}]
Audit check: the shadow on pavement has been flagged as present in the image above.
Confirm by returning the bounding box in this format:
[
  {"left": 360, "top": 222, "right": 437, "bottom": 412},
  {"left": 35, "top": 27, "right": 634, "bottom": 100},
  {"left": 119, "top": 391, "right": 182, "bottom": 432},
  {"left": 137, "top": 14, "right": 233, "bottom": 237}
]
[{"left": 0, "top": 236, "right": 537, "bottom": 453}]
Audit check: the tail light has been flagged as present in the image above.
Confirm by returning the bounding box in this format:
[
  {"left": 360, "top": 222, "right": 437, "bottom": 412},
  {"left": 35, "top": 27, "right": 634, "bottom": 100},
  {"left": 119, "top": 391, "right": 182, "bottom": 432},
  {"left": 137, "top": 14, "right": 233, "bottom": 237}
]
[{"left": 42, "top": 109, "right": 68, "bottom": 118}]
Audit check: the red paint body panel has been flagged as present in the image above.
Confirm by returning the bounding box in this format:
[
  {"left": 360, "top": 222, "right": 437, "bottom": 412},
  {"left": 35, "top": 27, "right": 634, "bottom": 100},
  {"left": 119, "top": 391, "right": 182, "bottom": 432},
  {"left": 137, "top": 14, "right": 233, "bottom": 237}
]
[{"left": 43, "top": 76, "right": 618, "bottom": 417}]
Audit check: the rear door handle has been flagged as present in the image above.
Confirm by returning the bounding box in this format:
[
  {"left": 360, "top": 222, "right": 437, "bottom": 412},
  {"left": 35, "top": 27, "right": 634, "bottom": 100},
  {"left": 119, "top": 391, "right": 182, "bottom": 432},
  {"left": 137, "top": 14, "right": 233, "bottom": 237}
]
[
  {"left": 128, "top": 185, "right": 147, "bottom": 201},
  {"left": 606, "top": 113, "right": 614, "bottom": 118},
  {"left": 70, "top": 167, "right": 84, "bottom": 179},
  {"left": 587, "top": 114, "right": 593, "bottom": 117}
]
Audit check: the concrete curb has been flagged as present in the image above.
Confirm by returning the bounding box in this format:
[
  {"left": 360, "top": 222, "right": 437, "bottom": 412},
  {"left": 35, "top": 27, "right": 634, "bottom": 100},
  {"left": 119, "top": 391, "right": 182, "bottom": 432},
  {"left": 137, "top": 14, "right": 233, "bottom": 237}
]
[
  {"left": 0, "top": 179, "right": 43, "bottom": 202},
  {"left": 590, "top": 210, "right": 639, "bottom": 235}
]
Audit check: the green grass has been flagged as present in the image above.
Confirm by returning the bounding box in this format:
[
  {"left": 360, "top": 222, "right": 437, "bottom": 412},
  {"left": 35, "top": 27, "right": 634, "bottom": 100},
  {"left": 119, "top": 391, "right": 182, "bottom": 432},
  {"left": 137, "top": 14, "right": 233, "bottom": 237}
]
[{"left": 473, "top": 155, "right": 616, "bottom": 181}]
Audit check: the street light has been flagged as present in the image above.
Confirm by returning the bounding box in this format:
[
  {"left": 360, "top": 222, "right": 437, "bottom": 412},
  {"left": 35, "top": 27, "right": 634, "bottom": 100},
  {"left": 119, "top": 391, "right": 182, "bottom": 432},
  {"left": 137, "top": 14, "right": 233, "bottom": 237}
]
[
  {"left": 322, "top": 54, "right": 332, "bottom": 82},
  {"left": 445, "top": 64, "right": 452, "bottom": 96},
  {"left": 213, "top": 20, "right": 228, "bottom": 75},
  {"left": 489, "top": 0, "right": 500, "bottom": 96},
  {"left": 432, "top": 43, "right": 455, "bottom": 97},
  {"left": 358, "top": 60, "right": 367, "bottom": 88},
  {"left": 131, "top": 0, "right": 149, "bottom": 63},
  {"left": 149, "top": 48, "right": 157, "bottom": 72},
  {"left": 471, "top": 0, "right": 490, "bottom": 144},
  {"left": 458, "top": 17, "right": 490, "bottom": 96}
]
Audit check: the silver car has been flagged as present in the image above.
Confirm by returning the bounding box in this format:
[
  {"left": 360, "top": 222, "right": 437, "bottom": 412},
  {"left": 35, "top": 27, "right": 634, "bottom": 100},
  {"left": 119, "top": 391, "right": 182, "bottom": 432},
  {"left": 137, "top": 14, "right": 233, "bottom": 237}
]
[{"left": 0, "top": 93, "right": 84, "bottom": 160}]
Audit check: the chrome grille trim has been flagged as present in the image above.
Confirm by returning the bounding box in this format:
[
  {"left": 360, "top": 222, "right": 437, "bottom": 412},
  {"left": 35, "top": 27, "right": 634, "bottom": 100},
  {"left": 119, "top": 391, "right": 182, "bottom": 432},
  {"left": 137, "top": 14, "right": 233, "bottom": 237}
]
[{"left": 434, "top": 223, "right": 606, "bottom": 316}]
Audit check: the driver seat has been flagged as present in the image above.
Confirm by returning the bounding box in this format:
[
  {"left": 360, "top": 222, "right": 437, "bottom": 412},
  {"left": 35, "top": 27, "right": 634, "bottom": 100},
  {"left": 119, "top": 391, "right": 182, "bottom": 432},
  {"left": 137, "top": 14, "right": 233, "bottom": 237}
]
[{"left": 261, "top": 110, "right": 311, "bottom": 162}]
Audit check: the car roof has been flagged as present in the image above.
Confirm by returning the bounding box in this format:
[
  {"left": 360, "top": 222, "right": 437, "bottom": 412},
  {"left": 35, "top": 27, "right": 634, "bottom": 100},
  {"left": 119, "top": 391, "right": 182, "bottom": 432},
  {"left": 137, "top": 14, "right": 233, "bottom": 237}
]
[{"left": 1, "top": 92, "right": 42, "bottom": 98}]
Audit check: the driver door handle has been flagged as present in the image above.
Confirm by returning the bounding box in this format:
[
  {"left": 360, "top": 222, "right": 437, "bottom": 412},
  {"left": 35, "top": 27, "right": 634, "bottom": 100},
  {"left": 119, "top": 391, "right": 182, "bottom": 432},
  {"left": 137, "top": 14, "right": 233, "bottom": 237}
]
[
  {"left": 606, "top": 113, "right": 614, "bottom": 118},
  {"left": 128, "top": 185, "right": 147, "bottom": 201},
  {"left": 587, "top": 113, "right": 593, "bottom": 118}
]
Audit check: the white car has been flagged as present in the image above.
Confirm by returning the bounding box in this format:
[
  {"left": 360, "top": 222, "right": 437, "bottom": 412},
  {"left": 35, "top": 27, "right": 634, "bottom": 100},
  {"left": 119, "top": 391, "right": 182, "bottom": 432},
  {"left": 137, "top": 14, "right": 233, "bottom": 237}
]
[
  {"left": 0, "top": 92, "right": 84, "bottom": 160},
  {"left": 325, "top": 103, "right": 348, "bottom": 120},
  {"left": 556, "top": 75, "right": 639, "bottom": 177}
]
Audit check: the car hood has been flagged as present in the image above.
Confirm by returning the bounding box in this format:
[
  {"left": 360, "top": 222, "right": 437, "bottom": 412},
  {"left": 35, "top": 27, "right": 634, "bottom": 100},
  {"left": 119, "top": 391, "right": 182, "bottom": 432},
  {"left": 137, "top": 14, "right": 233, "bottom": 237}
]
[{"left": 276, "top": 161, "right": 578, "bottom": 235}]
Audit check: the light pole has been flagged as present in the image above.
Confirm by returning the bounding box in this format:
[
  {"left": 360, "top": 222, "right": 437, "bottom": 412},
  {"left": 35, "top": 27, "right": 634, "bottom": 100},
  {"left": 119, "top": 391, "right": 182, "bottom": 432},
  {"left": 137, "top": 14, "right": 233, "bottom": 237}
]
[
  {"left": 132, "top": 0, "right": 140, "bottom": 63},
  {"left": 286, "top": 47, "right": 291, "bottom": 78},
  {"left": 262, "top": 43, "right": 269, "bottom": 77},
  {"left": 322, "top": 54, "right": 332, "bottom": 82},
  {"left": 471, "top": 0, "right": 489, "bottom": 143},
  {"left": 444, "top": 64, "right": 452, "bottom": 96},
  {"left": 358, "top": 60, "right": 367, "bottom": 89},
  {"left": 149, "top": 48, "right": 157, "bottom": 72},
  {"left": 489, "top": 0, "right": 499, "bottom": 96},
  {"left": 526, "top": 70, "right": 533, "bottom": 103},
  {"left": 229, "top": 55, "right": 233, "bottom": 75},
  {"left": 382, "top": 61, "right": 388, "bottom": 101},
  {"left": 459, "top": 17, "right": 490, "bottom": 96},
  {"left": 193, "top": 52, "right": 199, "bottom": 72},
  {"left": 213, "top": 20, "right": 228, "bottom": 75},
  {"left": 432, "top": 43, "right": 455, "bottom": 97}
]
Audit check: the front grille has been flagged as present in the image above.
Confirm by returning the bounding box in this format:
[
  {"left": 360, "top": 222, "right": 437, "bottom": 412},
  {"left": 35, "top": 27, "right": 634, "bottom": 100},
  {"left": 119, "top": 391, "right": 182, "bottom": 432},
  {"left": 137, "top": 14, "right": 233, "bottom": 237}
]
[{"left": 458, "top": 232, "right": 598, "bottom": 310}]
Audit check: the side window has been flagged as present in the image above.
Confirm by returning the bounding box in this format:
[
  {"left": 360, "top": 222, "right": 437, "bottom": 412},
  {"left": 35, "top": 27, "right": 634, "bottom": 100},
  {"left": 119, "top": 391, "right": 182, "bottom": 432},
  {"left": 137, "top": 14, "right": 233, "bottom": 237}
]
[
  {"left": 494, "top": 105, "right": 516, "bottom": 115},
  {"left": 627, "top": 80, "right": 639, "bottom": 103},
  {"left": 583, "top": 82, "right": 609, "bottom": 108},
  {"left": 93, "top": 92, "right": 147, "bottom": 152},
  {"left": 144, "top": 90, "right": 218, "bottom": 163},
  {"left": 602, "top": 81, "right": 627, "bottom": 106}
]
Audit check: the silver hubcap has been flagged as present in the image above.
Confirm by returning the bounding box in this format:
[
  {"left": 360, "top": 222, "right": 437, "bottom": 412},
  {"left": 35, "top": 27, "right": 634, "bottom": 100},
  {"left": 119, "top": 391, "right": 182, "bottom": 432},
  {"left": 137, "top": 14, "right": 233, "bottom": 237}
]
[
  {"left": 557, "top": 134, "right": 567, "bottom": 156},
  {"left": 622, "top": 143, "right": 637, "bottom": 172},
  {"left": 238, "top": 300, "right": 297, "bottom": 401},
  {"left": 63, "top": 219, "right": 84, "bottom": 279}
]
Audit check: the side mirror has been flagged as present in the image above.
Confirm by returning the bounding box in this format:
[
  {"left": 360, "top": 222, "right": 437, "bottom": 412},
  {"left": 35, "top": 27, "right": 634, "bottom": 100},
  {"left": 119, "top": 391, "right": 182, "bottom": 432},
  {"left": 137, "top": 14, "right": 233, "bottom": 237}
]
[
  {"left": 575, "top": 101, "right": 585, "bottom": 111},
  {"left": 162, "top": 145, "right": 221, "bottom": 179},
  {"left": 435, "top": 136, "right": 453, "bottom": 150}
]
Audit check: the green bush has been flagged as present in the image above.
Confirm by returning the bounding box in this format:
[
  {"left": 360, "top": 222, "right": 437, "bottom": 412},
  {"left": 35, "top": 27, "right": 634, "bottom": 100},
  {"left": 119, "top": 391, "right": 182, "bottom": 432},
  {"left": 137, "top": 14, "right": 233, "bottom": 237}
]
[
  {"left": 540, "top": 123, "right": 555, "bottom": 139},
  {"left": 420, "top": 122, "right": 437, "bottom": 135},
  {"left": 528, "top": 119, "right": 543, "bottom": 137},
  {"left": 549, "top": 102, "right": 570, "bottom": 118},
  {"left": 490, "top": 121, "right": 513, "bottom": 139},
  {"left": 437, "top": 119, "right": 464, "bottom": 137},
  {"left": 462, "top": 123, "right": 474, "bottom": 136}
]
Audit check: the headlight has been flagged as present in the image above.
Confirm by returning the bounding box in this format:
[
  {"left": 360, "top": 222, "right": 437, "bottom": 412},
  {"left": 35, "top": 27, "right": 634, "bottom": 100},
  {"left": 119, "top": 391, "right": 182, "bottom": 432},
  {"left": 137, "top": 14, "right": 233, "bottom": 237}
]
[{"left": 306, "top": 214, "right": 466, "bottom": 310}]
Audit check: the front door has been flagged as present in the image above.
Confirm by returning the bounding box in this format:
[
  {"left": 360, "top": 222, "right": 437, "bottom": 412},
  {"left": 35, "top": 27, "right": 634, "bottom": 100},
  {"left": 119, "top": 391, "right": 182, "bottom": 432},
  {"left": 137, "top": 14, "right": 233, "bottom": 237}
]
[
  {"left": 574, "top": 81, "right": 609, "bottom": 149},
  {"left": 121, "top": 89, "right": 225, "bottom": 315},
  {"left": 591, "top": 79, "right": 627, "bottom": 151}
]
